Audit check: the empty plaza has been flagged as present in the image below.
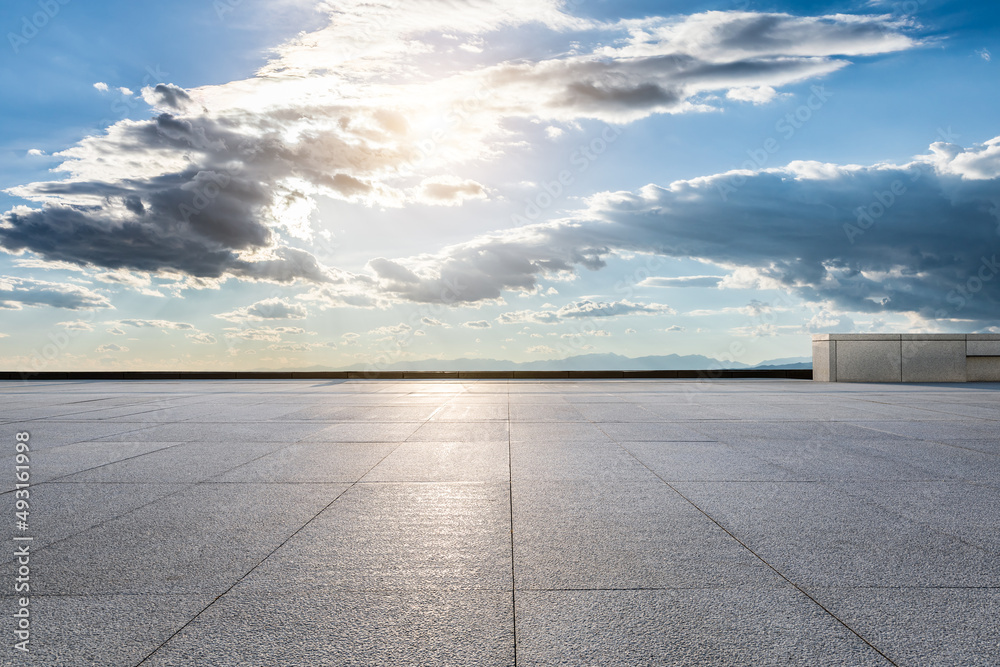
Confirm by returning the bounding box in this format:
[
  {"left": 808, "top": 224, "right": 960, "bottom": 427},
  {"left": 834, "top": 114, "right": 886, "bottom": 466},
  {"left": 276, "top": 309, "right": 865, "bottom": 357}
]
[{"left": 2, "top": 378, "right": 999, "bottom": 666}]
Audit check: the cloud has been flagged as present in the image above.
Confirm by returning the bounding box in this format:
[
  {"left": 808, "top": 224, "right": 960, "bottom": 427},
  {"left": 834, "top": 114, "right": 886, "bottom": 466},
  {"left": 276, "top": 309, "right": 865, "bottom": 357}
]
[
  {"left": 494, "top": 300, "right": 672, "bottom": 324},
  {"left": 474, "top": 11, "right": 918, "bottom": 123},
  {"left": 27, "top": 149, "right": 46, "bottom": 157},
  {"left": 93, "top": 82, "right": 109, "bottom": 93},
  {"left": 556, "top": 299, "right": 674, "bottom": 318},
  {"left": 58, "top": 320, "right": 95, "bottom": 331},
  {"left": 0, "top": 277, "right": 111, "bottom": 310},
  {"left": 0, "top": 8, "right": 918, "bottom": 290},
  {"left": 113, "top": 319, "right": 195, "bottom": 331},
  {"left": 802, "top": 309, "right": 855, "bottom": 333},
  {"left": 664, "top": 325, "right": 686, "bottom": 332},
  {"left": 142, "top": 83, "right": 194, "bottom": 110},
  {"left": 216, "top": 297, "right": 308, "bottom": 321},
  {"left": 463, "top": 320, "right": 491, "bottom": 328},
  {"left": 187, "top": 332, "right": 218, "bottom": 344},
  {"left": 96, "top": 343, "right": 128, "bottom": 353},
  {"left": 416, "top": 177, "right": 488, "bottom": 206},
  {"left": 726, "top": 85, "right": 786, "bottom": 105},
  {"left": 93, "top": 270, "right": 165, "bottom": 297},
  {"left": 224, "top": 326, "right": 307, "bottom": 342},
  {"left": 369, "top": 136, "right": 1000, "bottom": 325},
  {"left": 496, "top": 309, "right": 561, "bottom": 325},
  {"left": 639, "top": 275, "right": 723, "bottom": 288},
  {"left": 420, "top": 316, "right": 450, "bottom": 327},
  {"left": 369, "top": 323, "right": 413, "bottom": 336},
  {"left": 1, "top": 114, "right": 335, "bottom": 285}
]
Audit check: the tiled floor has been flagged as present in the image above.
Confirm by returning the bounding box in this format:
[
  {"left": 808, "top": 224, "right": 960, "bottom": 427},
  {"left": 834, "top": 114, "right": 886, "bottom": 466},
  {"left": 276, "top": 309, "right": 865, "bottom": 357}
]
[{"left": 2, "top": 379, "right": 999, "bottom": 666}]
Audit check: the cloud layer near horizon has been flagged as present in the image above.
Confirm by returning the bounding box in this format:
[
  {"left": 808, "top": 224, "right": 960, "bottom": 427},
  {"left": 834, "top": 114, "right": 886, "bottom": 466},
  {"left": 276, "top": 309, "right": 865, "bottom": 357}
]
[{"left": 366, "top": 138, "right": 1000, "bottom": 324}]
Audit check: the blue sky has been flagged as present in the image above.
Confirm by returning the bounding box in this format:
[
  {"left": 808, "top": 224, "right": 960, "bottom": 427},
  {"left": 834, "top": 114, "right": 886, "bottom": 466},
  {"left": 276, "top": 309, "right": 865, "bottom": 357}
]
[{"left": 2, "top": 0, "right": 999, "bottom": 371}]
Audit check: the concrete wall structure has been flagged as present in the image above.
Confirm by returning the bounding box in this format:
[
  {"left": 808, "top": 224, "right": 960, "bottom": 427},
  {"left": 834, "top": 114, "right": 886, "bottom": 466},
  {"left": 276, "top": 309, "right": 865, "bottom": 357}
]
[{"left": 813, "top": 334, "right": 1000, "bottom": 382}]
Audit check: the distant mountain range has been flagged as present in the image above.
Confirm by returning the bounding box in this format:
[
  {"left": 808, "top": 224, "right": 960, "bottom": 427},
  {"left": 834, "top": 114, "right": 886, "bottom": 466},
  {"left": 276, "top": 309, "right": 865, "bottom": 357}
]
[{"left": 259, "top": 353, "right": 811, "bottom": 372}]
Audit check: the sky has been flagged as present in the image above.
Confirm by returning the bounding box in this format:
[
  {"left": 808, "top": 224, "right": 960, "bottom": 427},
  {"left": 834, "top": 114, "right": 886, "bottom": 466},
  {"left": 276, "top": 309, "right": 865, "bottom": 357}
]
[{"left": 1, "top": 0, "right": 999, "bottom": 372}]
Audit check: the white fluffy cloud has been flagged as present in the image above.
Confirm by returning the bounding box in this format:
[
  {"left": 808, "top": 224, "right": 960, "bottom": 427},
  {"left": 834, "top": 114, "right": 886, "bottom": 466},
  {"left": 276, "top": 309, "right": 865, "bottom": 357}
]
[{"left": 216, "top": 298, "right": 308, "bottom": 321}]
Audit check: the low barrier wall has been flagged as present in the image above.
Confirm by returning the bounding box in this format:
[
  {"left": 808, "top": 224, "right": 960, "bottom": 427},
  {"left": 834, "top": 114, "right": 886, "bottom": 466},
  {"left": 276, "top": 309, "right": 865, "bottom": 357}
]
[{"left": 812, "top": 334, "right": 1000, "bottom": 382}]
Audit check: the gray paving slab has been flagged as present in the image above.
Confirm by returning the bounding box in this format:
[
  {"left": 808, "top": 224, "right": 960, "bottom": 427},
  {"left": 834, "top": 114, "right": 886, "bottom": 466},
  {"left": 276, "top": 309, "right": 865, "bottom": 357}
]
[
  {"left": 0, "top": 594, "right": 217, "bottom": 667},
  {"left": 89, "top": 420, "right": 330, "bottom": 443},
  {"left": 511, "top": 441, "right": 658, "bottom": 482},
  {"left": 515, "top": 589, "right": 890, "bottom": 666},
  {"left": 212, "top": 441, "right": 398, "bottom": 483},
  {"left": 1, "top": 420, "right": 161, "bottom": 449},
  {"left": 0, "top": 482, "right": 188, "bottom": 560},
  {"left": 800, "top": 586, "right": 1000, "bottom": 667},
  {"left": 430, "top": 403, "right": 509, "bottom": 421},
  {"left": 622, "top": 441, "right": 797, "bottom": 482},
  {"left": 0, "top": 378, "right": 997, "bottom": 664},
  {"left": 235, "top": 482, "right": 511, "bottom": 594},
  {"left": 825, "top": 480, "right": 1000, "bottom": 554},
  {"left": 298, "top": 421, "right": 424, "bottom": 442},
  {"left": 141, "top": 591, "right": 515, "bottom": 667},
  {"left": 509, "top": 421, "right": 614, "bottom": 443},
  {"left": 2, "top": 483, "right": 349, "bottom": 595},
  {"left": 597, "top": 422, "right": 717, "bottom": 442},
  {"left": 363, "top": 440, "right": 509, "bottom": 482},
  {"left": 58, "top": 440, "right": 293, "bottom": 484},
  {"left": 672, "top": 481, "right": 1000, "bottom": 587},
  {"left": 406, "top": 420, "right": 510, "bottom": 442},
  {"left": 512, "top": 481, "right": 779, "bottom": 590}
]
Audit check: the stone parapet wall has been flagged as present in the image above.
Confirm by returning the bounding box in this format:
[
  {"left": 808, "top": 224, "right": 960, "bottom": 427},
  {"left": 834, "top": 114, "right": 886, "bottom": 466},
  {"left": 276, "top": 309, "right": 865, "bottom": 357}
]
[{"left": 812, "top": 334, "right": 1000, "bottom": 382}]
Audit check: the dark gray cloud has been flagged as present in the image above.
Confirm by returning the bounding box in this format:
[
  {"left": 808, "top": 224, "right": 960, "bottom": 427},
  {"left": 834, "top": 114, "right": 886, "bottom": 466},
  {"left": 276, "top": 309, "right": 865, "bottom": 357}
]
[
  {"left": 480, "top": 12, "right": 917, "bottom": 121},
  {"left": 143, "top": 83, "right": 194, "bottom": 110},
  {"left": 1, "top": 106, "right": 405, "bottom": 284},
  {"left": 371, "top": 139, "right": 1000, "bottom": 325},
  {"left": 0, "top": 277, "right": 111, "bottom": 310}
]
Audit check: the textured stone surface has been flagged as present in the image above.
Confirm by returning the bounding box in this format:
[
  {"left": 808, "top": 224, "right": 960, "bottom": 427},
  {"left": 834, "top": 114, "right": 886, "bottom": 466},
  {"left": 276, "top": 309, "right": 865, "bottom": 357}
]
[
  {"left": 1, "top": 378, "right": 998, "bottom": 665},
  {"left": 815, "top": 334, "right": 1000, "bottom": 382},
  {"left": 901, "top": 339, "right": 967, "bottom": 382},
  {"left": 836, "top": 340, "right": 902, "bottom": 382},
  {"left": 968, "top": 356, "right": 1000, "bottom": 381},
  {"left": 812, "top": 339, "right": 836, "bottom": 382}
]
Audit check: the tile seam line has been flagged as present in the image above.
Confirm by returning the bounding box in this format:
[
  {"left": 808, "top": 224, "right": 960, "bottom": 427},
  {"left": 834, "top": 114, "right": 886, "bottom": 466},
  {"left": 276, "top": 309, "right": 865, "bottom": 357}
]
[
  {"left": 6, "top": 427, "right": 342, "bottom": 560},
  {"left": 600, "top": 424, "right": 899, "bottom": 666},
  {"left": 0, "top": 441, "right": 210, "bottom": 563},
  {"left": 507, "top": 379, "right": 518, "bottom": 666},
  {"left": 132, "top": 423, "right": 416, "bottom": 666}
]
